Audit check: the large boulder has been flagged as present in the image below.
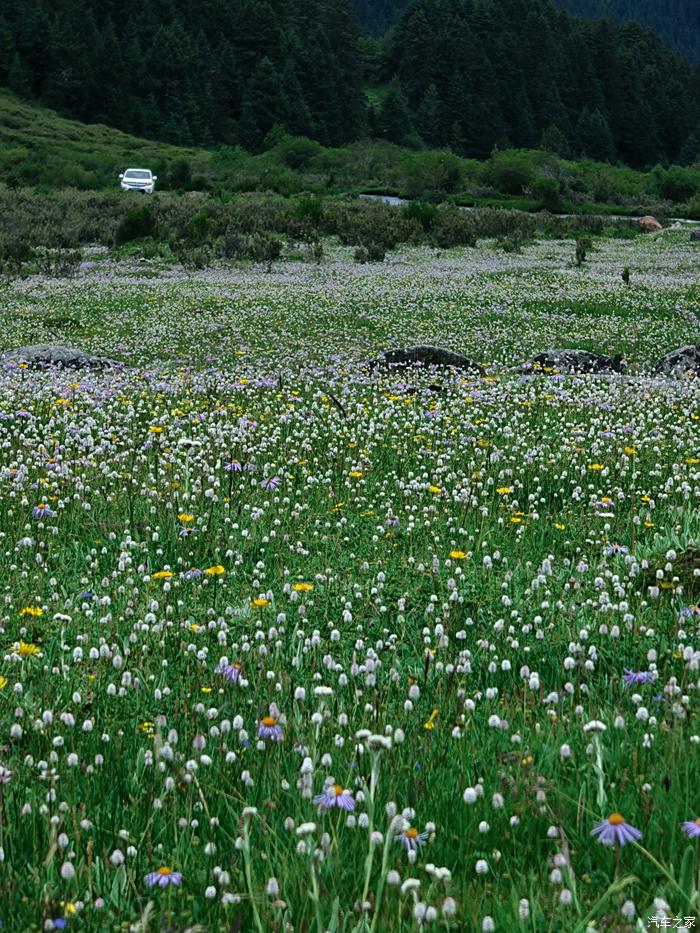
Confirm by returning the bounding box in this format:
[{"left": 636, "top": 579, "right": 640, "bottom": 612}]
[
  {"left": 638, "top": 216, "right": 662, "bottom": 233},
  {"left": 691, "top": 229, "right": 700, "bottom": 242},
  {"left": 0, "top": 344, "right": 113, "bottom": 370},
  {"left": 517, "top": 349, "right": 625, "bottom": 375},
  {"left": 368, "top": 345, "right": 485, "bottom": 375},
  {"left": 653, "top": 345, "right": 700, "bottom": 377}
]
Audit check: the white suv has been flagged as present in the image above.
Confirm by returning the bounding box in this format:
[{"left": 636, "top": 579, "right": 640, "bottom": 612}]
[{"left": 119, "top": 168, "right": 157, "bottom": 193}]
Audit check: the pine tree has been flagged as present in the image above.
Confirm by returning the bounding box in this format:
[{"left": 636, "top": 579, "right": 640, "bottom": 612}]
[
  {"left": 576, "top": 108, "right": 616, "bottom": 162},
  {"left": 379, "top": 80, "right": 412, "bottom": 144}
]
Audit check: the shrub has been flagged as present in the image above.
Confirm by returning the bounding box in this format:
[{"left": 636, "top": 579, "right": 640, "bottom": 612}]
[
  {"left": 431, "top": 204, "right": 476, "bottom": 248},
  {"left": 405, "top": 201, "right": 437, "bottom": 231},
  {"left": 115, "top": 204, "right": 156, "bottom": 245},
  {"left": 575, "top": 237, "right": 592, "bottom": 266}
]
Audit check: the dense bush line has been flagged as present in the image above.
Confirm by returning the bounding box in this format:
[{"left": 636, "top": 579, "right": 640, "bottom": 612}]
[{"left": 0, "top": 188, "right": 640, "bottom": 275}]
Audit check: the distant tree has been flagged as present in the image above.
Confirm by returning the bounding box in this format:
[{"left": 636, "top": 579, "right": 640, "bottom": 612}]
[
  {"left": 540, "top": 124, "right": 573, "bottom": 159},
  {"left": 379, "top": 80, "right": 412, "bottom": 144},
  {"left": 7, "top": 53, "right": 31, "bottom": 98},
  {"left": 576, "top": 108, "right": 616, "bottom": 162}
]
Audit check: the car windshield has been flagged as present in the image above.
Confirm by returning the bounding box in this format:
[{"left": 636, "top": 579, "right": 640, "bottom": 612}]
[{"left": 124, "top": 170, "right": 151, "bottom": 179}]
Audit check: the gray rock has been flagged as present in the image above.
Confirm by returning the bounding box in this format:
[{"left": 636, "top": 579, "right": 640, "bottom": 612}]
[
  {"left": 368, "top": 345, "right": 485, "bottom": 375},
  {"left": 653, "top": 345, "right": 700, "bottom": 377},
  {"left": 691, "top": 229, "right": 700, "bottom": 242},
  {"left": 0, "top": 344, "right": 113, "bottom": 370},
  {"left": 517, "top": 349, "right": 625, "bottom": 375}
]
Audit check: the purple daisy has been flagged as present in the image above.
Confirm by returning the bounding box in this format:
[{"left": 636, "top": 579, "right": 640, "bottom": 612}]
[
  {"left": 216, "top": 661, "right": 242, "bottom": 683},
  {"left": 258, "top": 716, "right": 283, "bottom": 741},
  {"left": 261, "top": 476, "right": 280, "bottom": 491},
  {"left": 144, "top": 866, "right": 183, "bottom": 888},
  {"left": 32, "top": 503, "right": 56, "bottom": 519},
  {"left": 395, "top": 826, "right": 429, "bottom": 851},
  {"left": 313, "top": 784, "right": 356, "bottom": 811},
  {"left": 591, "top": 814, "right": 642, "bottom": 846},
  {"left": 225, "top": 459, "right": 242, "bottom": 472},
  {"left": 623, "top": 669, "right": 655, "bottom": 687},
  {"left": 681, "top": 819, "right": 700, "bottom": 838}
]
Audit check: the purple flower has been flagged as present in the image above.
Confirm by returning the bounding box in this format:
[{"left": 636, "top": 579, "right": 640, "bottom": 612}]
[
  {"left": 32, "top": 503, "right": 56, "bottom": 519},
  {"left": 313, "top": 785, "right": 355, "bottom": 812},
  {"left": 623, "top": 669, "right": 655, "bottom": 687},
  {"left": 216, "top": 661, "right": 242, "bottom": 683},
  {"left": 395, "top": 826, "right": 429, "bottom": 851},
  {"left": 225, "top": 459, "right": 242, "bottom": 472},
  {"left": 261, "top": 476, "right": 280, "bottom": 491},
  {"left": 53, "top": 922, "right": 67, "bottom": 930},
  {"left": 591, "top": 814, "right": 642, "bottom": 846},
  {"left": 385, "top": 515, "right": 400, "bottom": 528},
  {"left": 605, "top": 544, "right": 629, "bottom": 556},
  {"left": 679, "top": 605, "right": 700, "bottom": 618},
  {"left": 144, "top": 867, "right": 183, "bottom": 888},
  {"left": 681, "top": 819, "right": 700, "bottom": 838},
  {"left": 258, "top": 716, "right": 283, "bottom": 741},
  {"left": 183, "top": 568, "right": 203, "bottom": 581}
]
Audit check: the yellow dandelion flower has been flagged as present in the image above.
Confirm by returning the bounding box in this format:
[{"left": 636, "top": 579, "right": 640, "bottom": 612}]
[
  {"left": 18, "top": 641, "right": 40, "bottom": 657},
  {"left": 496, "top": 487, "right": 511, "bottom": 495},
  {"left": 588, "top": 464, "right": 604, "bottom": 471},
  {"left": 349, "top": 470, "right": 363, "bottom": 478},
  {"left": 149, "top": 426, "right": 163, "bottom": 434},
  {"left": 428, "top": 485, "right": 441, "bottom": 494},
  {"left": 152, "top": 570, "right": 174, "bottom": 580},
  {"left": 510, "top": 516, "right": 522, "bottom": 524},
  {"left": 0, "top": 676, "right": 7, "bottom": 690},
  {"left": 423, "top": 708, "right": 439, "bottom": 730},
  {"left": 449, "top": 550, "right": 467, "bottom": 560},
  {"left": 293, "top": 583, "right": 313, "bottom": 592},
  {"left": 252, "top": 598, "right": 270, "bottom": 607},
  {"left": 19, "top": 606, "right": 43, "bottom": 617},
  {"left": 686, "top": 457, "right": 700, "bottom": 465},
  {"left": 204, "top": 565, "right": 225, "bottom": 576},
  {"left": 554, "top": 522, "right": 566, "bottom": 530},
  {"left": 177, "top": 513, "right": 194, "bottom": 522}
]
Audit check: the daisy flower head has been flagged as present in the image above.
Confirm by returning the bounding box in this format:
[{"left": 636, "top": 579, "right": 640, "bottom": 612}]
[
  {"left": 623, "top": 669, "right": 655, "bottom": 687},
  {"left": 395, "top": 825, "right": 429, "bottom": 851},
  {"left": 145, "top": 866, "right": 183, "bottom": 888},
  {"left": 258, "top": 716, "right": 283, "bottom": 742},
  {"left": 261, "top": 476, "right": 280, "bottom": 491},
  {"left": 32, "top": 502, "right": 56, "bottom": 519},
  {"left": 681, "top": 819, "right": 700, "bottom": 838},
  {"left": 591, "top": 813, "right": 641, "bottom": 846},
  {"left": 216, "top": 660, "right": 242, "bottom": 683},
  {"left": 313, "top": 784, "right": 355, "bottom": 812},
  {"left": 225, "top": 459, "right": 242, "bottom": 472}
]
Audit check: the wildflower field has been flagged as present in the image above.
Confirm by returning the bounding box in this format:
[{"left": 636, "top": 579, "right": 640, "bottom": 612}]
[{"left": 0, "top": 230, "right": 699, "bottom": 931}]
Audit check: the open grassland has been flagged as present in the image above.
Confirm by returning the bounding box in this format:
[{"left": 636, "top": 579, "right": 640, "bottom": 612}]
[{"left": 0, "top": 231, "right": 699, "bottom": 931}]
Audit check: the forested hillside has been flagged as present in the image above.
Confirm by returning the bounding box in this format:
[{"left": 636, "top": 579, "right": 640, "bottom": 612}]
[
  {"left": 383, "top": 0, "right": 700, "bottom": 166},
  {"left": 553, "top": 0, "right": 700, "bottom": 62},
  {"left": 1, "top": 0, "right": 699, "bottom": 168},
  {"left": 351, "top": 0, "right": 700, "bottom": 61},
  {"left": 0, "top": 0, "right": 364, "bottom": 149}
]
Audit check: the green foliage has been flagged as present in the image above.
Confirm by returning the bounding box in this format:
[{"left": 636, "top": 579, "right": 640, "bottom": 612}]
[
  {"left": 575, "top": 236, "right": 593, "bottom": 265},
  {"left": 115, "top": 204, "right": 157, "bottom": 245}
]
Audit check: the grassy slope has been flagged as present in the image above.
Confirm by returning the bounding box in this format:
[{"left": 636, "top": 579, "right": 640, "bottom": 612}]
[
  {"left": 0, "top": 90, "right": 212, "bottom": 189},
  {"left": 1, "top": 89, "right": 698, "bottom": 217}
]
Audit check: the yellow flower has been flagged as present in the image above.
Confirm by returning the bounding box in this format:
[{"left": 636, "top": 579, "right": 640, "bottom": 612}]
[
  {"left": 349, "top": 470, "right": 363, "bottom": 478},
  {"left": 449, "top": 550, "right": 467, "bottom": 560},
  {"left": 644, "top": 521, "right": 654, "bottom": 528},
  {"left": 19, "top": 606, "right": 43, "bottom": 617},
  {"left": 428, "top": 485, "right": 441, "bottom": 494},
  {"left": 686, "top": 457, "right": 700, "bottom": 465},
  {"left": 152, "top": 570, "right": 173, "bottom": 580},
  {"left": 204, "top": 565, "right": 225, "bottom": 576},
  {"left": 625, "top": 447, "right": 636, "bottom": 456},
  {"left": 177, "top": 513, "right": 194, "bottom": 522},
  {"left": 423, "top": 708, "right": 439, "bottom": 730},
  {"left": 554, "top": 522, "right": 566, "bottom": 530},
  {"left": 588, "top": 464, "right": 604, "bottom": 471},
  {"left": 18, "top": 641, "right": 40, "bottom": 657},
  {"left": 496, "top": 487, "right": 511, "bottom": 495},
  {"left": 293, "top": 583, "right": 313, "bottom": 592},
  {"left": 201, "top": 686, "right": 212, "bottom": 694},
  {"left": 0, "top": 676, "right": 7, "bottom": 690},
  {"left": 510, "top": 516, "right": 522, "bottom": 524},
  {"left": 149, "top": 426, "right": 163, "bottom": 434},
  {"left": 252, "top": 598, "right": 270, "bottom": 607},
  {"left": 60, "top": 902, "right": 78, "bottom": 918}
]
